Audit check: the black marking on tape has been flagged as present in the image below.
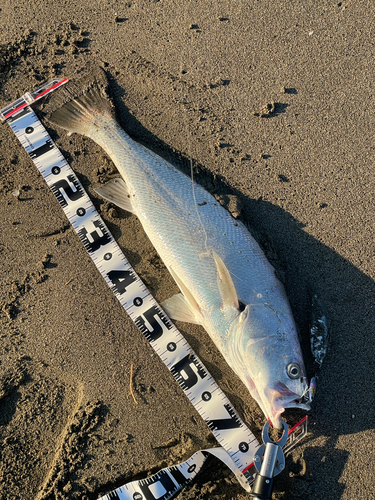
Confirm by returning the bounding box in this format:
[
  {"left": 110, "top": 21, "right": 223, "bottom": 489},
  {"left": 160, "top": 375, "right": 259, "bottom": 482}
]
[
  {"left": 206, "top": 403, "right": 242, "bottom": 431},
  {"left": 51, "top": 174, "right": 83, "bottom": 208},
  {"left": 139, "top": 471, "right": 177, "bottom": 500},
  {"left": 167, "top": 342, "right": 176, "bottom": 352},
  {"left": 9, "top": 107, "right": 32, "bottom": 123},
  {"left": 187, "top": 464, "right": 196, "bottom": 474},
  {"left": 171, "top": 353, "right": 207, "bottom": 390},
  {"left": 78, "top": 219, "right": 112, "bottom": 253},
  {"left": 77, "top": 207, "right": 86, "bottom": 217},
  {"left": 133, "top": 297, "right": 143, "bottom": 307},
  {"left": 238, "top": 441, "right": 249, "bottom": 453},
  {"left": 51, "top": 165, "right": 61, "bottom": 175},
  {"left": 106, "top": 492, "right": 121, "bottom": 500},
  {"left": 29, "top": 139, "right": 54, "bottom": 159},
  {"left": 135, "top": 305, "right": 172, "bottom": 342},
  {"left": 169, "top": 466, "right": 188, "bottom": 486},
  {"left": 108, "top": 269, "right": 137, "bottom": 295},
  {"left": 202, "top": 391, "right": 211, "bottom": 401}
]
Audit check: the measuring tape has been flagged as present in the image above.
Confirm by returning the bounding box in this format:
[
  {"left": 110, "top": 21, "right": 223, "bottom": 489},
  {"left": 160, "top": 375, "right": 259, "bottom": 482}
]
[{"left": 1, "top": 80, "right": 308, "bottom": 499}]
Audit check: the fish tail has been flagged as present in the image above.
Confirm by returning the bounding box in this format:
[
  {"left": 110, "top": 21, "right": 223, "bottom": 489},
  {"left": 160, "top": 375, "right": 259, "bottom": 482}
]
[{"left": 48, "top": 70, "right": 114, "bottom": 136}]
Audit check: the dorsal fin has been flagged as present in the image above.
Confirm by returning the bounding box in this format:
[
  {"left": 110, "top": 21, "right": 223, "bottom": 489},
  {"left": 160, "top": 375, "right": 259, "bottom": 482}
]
[{"left": 212, "top": 251, "right": 239, "bottom": 310}]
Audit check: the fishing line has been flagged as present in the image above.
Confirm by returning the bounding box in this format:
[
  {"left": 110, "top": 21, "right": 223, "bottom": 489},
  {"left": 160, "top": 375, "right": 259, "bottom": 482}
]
[
  {"left": 179, "top": 1, "right": 248, "bottom": 280},
  {"left": 179, "top": 3, "right": 211, "bottom": 256},
  {"left": 1, "top": 80, "right": 308, "bottom": 500}
]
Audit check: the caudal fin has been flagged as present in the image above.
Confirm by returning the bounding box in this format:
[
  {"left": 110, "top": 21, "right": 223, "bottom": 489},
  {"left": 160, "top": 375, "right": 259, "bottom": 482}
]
[{"left": 48, "top": 70, "right": 114, "bottom": 136}]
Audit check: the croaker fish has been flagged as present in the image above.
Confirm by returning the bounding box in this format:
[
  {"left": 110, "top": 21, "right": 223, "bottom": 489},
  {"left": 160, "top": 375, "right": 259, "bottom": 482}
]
[{"left": 49, "top": 77, "right": 310, "bottom": 427}]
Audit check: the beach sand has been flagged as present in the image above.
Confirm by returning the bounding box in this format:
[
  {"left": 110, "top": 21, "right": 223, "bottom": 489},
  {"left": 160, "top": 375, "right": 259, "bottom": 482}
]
[{"left": 1, "top": 1, "right": 374, "bottom": 499}]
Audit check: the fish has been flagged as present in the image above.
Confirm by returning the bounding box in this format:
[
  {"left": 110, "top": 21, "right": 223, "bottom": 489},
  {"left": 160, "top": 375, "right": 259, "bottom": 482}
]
[{"left": 49, "top": 75, "right": 310, "bottom": 428}]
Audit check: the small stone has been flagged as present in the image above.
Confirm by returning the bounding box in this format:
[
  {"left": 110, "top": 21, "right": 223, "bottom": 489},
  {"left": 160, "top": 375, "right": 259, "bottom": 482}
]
[
  {"left": 38, "top": 253, "right": 52, "bottom": 269},
  {"left": 262, "top": 102, "right": 275, "bottom": 116},
  {"left": 108, "top": 207, "right": 118, "bottom": 218}
]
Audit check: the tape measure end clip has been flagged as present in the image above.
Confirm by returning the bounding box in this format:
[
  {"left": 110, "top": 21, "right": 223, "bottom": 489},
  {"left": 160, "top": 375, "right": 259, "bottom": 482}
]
[{"left": 0, "top": 78, "right": 68, "bottom": 122}]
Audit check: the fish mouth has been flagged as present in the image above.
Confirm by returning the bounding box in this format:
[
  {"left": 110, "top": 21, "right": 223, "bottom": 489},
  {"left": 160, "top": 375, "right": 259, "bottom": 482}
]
[{"left": 266, "top": 381, "right": 311, "bottom": 427}]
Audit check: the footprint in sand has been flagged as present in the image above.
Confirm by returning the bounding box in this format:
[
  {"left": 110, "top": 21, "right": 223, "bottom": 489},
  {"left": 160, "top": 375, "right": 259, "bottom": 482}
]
[{"left": 0, "top": 358, "right": 106, "bottom": 500}]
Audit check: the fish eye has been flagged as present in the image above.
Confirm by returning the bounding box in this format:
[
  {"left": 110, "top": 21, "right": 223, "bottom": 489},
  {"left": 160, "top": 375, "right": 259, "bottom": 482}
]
[
  {"left": 238, "top": 300, "right": 246, "bottom": 312},
  {"left": 287, "top": 363, "right": 301, "bottom": 379}
]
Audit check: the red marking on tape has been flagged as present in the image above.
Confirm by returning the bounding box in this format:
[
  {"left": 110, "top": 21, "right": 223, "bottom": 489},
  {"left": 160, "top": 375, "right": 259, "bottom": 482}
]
[
  {"left": 288, "top": 415, "right": 307, "bottom": 435},
  {"left": 4, "top": 102, "right": 28, "bottom": 120},
  {"left": 242, "top": 461, "right": 255, "bottom": 473},
  {"left": 3, "top": 78, "right": 68, "bottom": 120},
  {"left": 36, "top": 78, "right": 69, "bottom": 99}
]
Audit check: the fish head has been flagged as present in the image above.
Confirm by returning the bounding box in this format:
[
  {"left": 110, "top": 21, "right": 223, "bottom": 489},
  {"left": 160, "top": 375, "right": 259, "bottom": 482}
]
[{"left": 229, "top": 303, "right": 310, "bottom": 428}]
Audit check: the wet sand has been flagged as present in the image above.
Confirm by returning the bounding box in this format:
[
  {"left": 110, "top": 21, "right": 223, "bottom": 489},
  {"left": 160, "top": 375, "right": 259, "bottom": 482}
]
[{"left": 1, "top": 1, "right": 374, "bottom": 499}]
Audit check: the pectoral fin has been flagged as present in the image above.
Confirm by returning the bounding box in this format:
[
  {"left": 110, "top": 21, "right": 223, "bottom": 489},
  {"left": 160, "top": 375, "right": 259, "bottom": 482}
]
[
  {"left": 161, "top": 293, "right": 201, "bottom": 324},
  {"left": 212, "top": 251, "right": 239, "bottom": 310},
  {"left": 94, "top": 178, "right": 135, "bottom": 213}
]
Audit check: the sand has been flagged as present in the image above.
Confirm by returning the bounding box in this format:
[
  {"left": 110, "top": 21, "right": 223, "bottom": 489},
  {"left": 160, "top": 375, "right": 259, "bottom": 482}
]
[{"left": 1, "top": 1, "right": 374, "bottom": 499}]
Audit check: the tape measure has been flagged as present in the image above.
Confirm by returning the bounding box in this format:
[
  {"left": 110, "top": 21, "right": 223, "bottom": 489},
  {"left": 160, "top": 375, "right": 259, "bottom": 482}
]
[{"left": 1, "top": 80, "right": 308, "bottom": 499}]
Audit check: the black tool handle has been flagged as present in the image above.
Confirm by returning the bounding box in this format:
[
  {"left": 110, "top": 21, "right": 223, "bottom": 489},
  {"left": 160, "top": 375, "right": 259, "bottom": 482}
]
[{"left": 249, "top": 474, "right": 274, "bottom": 500}]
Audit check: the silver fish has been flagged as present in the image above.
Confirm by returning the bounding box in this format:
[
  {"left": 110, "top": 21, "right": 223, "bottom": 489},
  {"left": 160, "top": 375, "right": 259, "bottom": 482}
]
[{"left": 49, "top": 79, "right": 310, "bottom": 427}]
